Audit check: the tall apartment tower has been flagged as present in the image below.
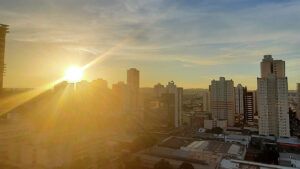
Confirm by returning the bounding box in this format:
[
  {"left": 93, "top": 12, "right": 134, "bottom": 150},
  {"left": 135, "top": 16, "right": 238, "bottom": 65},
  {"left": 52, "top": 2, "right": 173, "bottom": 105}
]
[
  {"left": 112, "top": 81, "right": 129, "bottom": 113},
  {"left": 235, "top": 84, "right": 245, "bottom": 124},
  {"left": 0, "top": 24, "right": 9, "bottom": 91},
  {"left": 257, "top": 55, "right": 290, "bottom": 137},
  {"left": 209, "top": 77, "right": 235, "bottom": 127},
  {"left": 127, "top": 68, "right": 140, "bottom": 117},
  {"left": 202, "top": 91, "right": 210, "bottom": 112},
  {"left": 296, "top": 83, "right": 300, "bottom": 120},
  {"left": 244, "top": 90, "right": 256, "bottom": 124},
  {"left": 164, "top": 81, "right": 183, "bottom": 128},
  {"left": 153, "top": 83, "right": 165, "bottom": 98}
]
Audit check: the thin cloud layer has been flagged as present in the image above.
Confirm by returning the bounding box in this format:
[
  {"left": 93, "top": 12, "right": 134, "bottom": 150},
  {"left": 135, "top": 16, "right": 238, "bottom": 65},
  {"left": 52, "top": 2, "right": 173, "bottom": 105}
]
[{"left": 0, "top": 0, "right": 299, "bottom": 89}]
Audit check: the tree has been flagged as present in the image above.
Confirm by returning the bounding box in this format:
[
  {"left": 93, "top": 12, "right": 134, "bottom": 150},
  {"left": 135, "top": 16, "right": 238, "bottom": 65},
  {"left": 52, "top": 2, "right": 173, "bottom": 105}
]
[
  {"left": 211, "top": 127, "right": 223, "bottom": 134},
  {"left": 154, "top": 159, "right": 173, "bottom": 169},
  {"left": 130, "top": 134, "right": 157, "bottom": 152},
  {"left": 124, "top": 157, "right": 142, "bottom": 169},
  {"left": 178, "top": 162, "right": 194, "bottom": 169}
]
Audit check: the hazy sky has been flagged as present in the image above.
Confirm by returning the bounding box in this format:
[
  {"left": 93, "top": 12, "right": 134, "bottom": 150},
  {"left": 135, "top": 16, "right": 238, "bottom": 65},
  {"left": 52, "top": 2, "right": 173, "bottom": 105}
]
[{"left": 0, "top": 0, "right": 300, "bottom": 89}]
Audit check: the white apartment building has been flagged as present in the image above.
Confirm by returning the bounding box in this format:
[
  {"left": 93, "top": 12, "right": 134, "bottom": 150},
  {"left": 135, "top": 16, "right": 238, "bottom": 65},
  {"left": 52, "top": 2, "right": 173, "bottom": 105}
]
[
  {"left": 257, "top": 55, "right": 290, "bottom": 138},
  {"left": 209, "top": 77, "right": 235, "bottom": 127}
]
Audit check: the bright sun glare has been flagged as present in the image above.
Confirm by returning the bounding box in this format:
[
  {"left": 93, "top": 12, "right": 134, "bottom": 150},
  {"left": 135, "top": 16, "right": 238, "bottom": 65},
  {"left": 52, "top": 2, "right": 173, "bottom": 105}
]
[{"left": 65, "top": 66, "right": 83, "bottom": 83}]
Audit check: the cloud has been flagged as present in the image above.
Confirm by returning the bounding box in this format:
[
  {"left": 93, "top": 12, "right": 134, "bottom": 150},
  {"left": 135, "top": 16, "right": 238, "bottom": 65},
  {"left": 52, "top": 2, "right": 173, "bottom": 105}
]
[{"left": 0, "top": 0, "right": 300, "bottom": 88}]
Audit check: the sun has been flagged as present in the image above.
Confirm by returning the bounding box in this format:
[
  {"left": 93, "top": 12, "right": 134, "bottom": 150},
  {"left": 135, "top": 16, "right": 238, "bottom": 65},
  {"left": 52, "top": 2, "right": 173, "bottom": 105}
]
[{"left": 65, "top": 66, "right": 83, "bottom": 83}]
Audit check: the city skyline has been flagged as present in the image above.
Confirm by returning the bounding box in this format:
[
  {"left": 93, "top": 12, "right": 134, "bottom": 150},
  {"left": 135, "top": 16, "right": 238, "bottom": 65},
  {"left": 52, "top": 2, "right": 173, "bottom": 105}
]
[
  {"left": 0, "top": 0, "right": 300, "bottom": 89},
  {"left": 1, "top": 1, "right": 300, "bottom": 169}
]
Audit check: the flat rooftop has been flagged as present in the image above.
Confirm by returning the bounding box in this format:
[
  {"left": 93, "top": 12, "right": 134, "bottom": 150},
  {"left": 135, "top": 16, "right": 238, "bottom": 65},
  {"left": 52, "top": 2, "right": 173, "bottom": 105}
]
[{"left": 140, "top": 136, "right": 247, "bottom": 168}]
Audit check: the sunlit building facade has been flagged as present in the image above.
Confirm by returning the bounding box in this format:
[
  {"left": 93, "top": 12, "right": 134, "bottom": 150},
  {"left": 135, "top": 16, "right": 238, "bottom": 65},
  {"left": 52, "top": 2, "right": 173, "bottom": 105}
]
[
  {"left": 209, "top": 77, "right": 235, "bottom": 127},
  {"left": 257, "top": 55, "right": 290, "bottom": 137}
]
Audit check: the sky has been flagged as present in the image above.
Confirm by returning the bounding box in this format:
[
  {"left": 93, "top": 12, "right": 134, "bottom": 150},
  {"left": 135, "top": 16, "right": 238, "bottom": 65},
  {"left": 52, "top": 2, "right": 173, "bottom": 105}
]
[{"left": 0, "top": 0, "right": 300, "bottom": 89}]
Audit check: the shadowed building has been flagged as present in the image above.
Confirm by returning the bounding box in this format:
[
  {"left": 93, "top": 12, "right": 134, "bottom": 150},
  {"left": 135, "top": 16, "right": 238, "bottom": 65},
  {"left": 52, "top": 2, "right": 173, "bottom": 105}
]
[
  {"left": 234, "top": 84, "right": 245, "bottom": 125},
  {"left": 297, "top": 83, "right": 300, "bottom": 120},
  {"left": 0, "top": 24, "right": 9, "bottom": 91},
  {"left": 127, "top": 68, "right": 140, "bottom": 117},
  {"left": 244, "top": 90, "right": 256, "bottom": 124}
]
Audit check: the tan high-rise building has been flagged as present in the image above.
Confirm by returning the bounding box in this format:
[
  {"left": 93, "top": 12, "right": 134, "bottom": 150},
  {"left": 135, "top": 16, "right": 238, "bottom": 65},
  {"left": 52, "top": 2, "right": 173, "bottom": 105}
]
[
  {"left": 261, "top": 55, "right": 285, "bottom": 78},
  {"left": 127, "top": 68, "right": 140, "bottom": 117},
  {"left": 257, "top": 55, "right": 290, "bottom": 138},
  {"left": 209, "top": 77, "right": 235, "bottom": 127},
  {"left": 0, "top": 24, "right": 9, "bottom": 91}
]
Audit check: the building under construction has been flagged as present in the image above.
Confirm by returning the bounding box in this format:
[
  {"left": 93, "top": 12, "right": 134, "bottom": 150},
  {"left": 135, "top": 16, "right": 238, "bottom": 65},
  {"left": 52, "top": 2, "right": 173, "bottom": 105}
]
[{"left": 0, "top": 24, "right": 9, "bottom": 91}]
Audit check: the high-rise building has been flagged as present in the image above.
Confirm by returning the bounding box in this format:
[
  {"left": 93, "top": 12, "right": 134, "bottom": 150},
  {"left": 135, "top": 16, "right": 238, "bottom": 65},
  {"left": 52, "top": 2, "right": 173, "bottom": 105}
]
[
  {"left": 201, "top": 91, "right": 210, "bottom": 112},
  {"left": 112, "top": 81, "right": 129, "bottom": 113},
  {"left": 296, "top": 83, "right": 300, "bottom": 120},
  {"left": 164, "top": 81, "right": 183, "bottom": 128},
  {"left": 261, "top": 55, "right": 285, "bottom": 78},
  {"left": 257, "top": 55, "right": 290, "bottom": 137},
  {"left": 209, "top": 77, "right": 235, "bottom": 127},
  {"left": 234, "top": 84, "right": 245, "bottom": 125},
  {"left": 127, "top": 68, "right": 140, "bottom": 116},
  {"left": 145, "top": 81, "right": 183, "bottom": 128},
  {"left": 153, "top": 83, "right": 165, "bottom": 98},
  {"left": 0, "top": 24, "right": 9, "bottom": 91},
  {"left": 244, "top": 90, "right": 256, "bottom": 124}
]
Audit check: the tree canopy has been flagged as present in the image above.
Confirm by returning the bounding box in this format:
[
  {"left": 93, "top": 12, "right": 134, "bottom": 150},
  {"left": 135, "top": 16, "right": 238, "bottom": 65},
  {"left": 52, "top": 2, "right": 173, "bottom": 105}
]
[
  {"left": 154, "top": 159, "right": 173, "bottom": 169},
  {"left": 178, "top": 162, "right": 194, "bottom": 169}
]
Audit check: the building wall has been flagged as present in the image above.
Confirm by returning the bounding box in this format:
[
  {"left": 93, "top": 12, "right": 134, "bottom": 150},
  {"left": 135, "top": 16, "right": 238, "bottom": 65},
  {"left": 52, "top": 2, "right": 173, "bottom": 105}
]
[
  {"left": 165, "top": 81, "right": 182, "bottom": 128},
  {"left": 210, "top": 77, "right": 235, "bottom": 127},
  {"left": 297, "top": 83, "right": 300, "bottom": 120},
  {"left": 234, "top": 84, "right": 245, "bottom": 125},
  {"left": 0, "top": 24, "right": 8, "bottom": 90},
  {"left": 244, "top": 91, "right": 255, "bottom": 123},
  {"left": 127, "top": 68, "right": 140, "bottom": 118},
  {"left": 257, "top": 55, "right": 290, "bottom": 138},
  {"left": 277, "top": 77, "right": 290, "bottom": 137},
  {"left": 154, "top": 83, "right": 165, "bottom": 98}
]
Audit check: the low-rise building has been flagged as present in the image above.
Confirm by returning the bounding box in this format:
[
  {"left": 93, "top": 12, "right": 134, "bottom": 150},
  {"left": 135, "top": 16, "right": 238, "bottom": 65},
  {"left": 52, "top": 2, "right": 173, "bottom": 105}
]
[
  {"left": 134, "top": 136, "right": 247, "bottom": 169},
  {"left": 204, "top": 119, "right": 227, "bottom": 129}
]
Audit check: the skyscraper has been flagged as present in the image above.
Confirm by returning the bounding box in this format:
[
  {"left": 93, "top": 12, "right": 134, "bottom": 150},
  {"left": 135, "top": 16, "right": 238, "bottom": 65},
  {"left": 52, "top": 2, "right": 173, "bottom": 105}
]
[
  {"left": 209, "top": 77, "right": 235, "bottom": 127},
  {"left": 261, "top": 55, "right": 285, "bottom": 78},
  {"left": 112, "top": 81, "right": 129, "bottom": 113},
  {"left": 127, "top": 68, "right": 140, "bottom": 117},
  {"left": 244, "top": 90, "right": 256, "bottom": 124},
  {"left": 296, "top": 83, "right": 300, "bottom": 120},
  {"left": 201, "top": 91, "right": 210, "bottom": 112},
  {"left": 257, "top": 55, "right": 290, "bottom": 137},
  {"left": 0, "top": 24, "right": 9, "bottom": 91},
  {"left": 153, "top": 83, "right": 165, "bottom": 98},
  {"left": 234, "top": 84, "right": 245, "bottom": 125},
  {"left": 164, "top": 81, "right": 183, "bottom": 128}
]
